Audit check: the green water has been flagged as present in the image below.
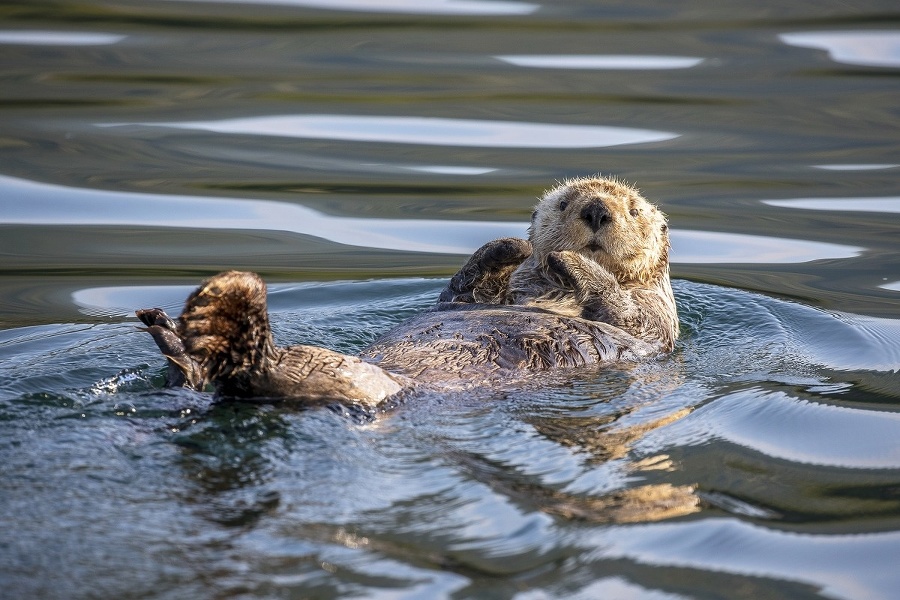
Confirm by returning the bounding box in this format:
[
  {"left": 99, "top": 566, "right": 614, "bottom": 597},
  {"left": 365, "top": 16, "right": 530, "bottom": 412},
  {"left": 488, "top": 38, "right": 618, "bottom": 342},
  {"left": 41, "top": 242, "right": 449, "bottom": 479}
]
[{"left": 1, "top": 1, "right": 899, "bottom": 598}]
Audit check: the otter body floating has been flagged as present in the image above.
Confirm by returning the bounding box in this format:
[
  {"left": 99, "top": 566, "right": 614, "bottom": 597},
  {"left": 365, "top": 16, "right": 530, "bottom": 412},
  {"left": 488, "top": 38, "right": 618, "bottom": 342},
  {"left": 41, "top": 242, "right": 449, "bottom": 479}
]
[{"left": 137, "top": 177, "right": 678, "bottom": 407}]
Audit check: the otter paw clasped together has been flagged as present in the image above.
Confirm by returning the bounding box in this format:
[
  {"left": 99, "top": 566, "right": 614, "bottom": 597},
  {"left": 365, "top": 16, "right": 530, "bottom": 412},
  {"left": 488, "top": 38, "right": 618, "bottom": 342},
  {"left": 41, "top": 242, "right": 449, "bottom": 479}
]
[{"left": 136, "top": 176, "right": 678, "bottom": 407}]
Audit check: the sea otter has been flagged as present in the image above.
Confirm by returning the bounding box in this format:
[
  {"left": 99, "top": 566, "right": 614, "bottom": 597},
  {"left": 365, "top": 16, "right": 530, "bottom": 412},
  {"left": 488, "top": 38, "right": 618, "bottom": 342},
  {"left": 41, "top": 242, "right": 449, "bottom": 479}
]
[{"left": 137, "top": 176, "right": 677, "bottom": 407}]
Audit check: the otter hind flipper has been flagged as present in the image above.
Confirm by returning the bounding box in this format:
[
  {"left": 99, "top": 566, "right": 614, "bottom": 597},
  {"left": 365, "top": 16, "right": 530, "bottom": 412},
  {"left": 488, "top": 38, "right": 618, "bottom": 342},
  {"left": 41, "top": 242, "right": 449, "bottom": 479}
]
[
  {"left": 177, "top": 271, "right": 410, "bottom": 405},
  {"left": 135, "top": 307, "right": 204, "bottom": 389}
]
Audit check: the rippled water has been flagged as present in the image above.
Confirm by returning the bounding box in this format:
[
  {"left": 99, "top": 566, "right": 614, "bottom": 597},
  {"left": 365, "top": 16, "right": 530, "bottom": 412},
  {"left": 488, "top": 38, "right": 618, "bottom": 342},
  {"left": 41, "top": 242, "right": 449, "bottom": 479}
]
[{"left": 1, "top": 1, "right": 899, "bottom": 598}]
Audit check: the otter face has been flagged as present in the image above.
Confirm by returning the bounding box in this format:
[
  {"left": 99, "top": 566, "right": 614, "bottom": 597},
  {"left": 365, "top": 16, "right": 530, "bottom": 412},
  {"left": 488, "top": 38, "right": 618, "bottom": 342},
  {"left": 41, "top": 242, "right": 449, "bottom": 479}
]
[{"left": 529, "top": 177, "right": 670, "bottom": 284}]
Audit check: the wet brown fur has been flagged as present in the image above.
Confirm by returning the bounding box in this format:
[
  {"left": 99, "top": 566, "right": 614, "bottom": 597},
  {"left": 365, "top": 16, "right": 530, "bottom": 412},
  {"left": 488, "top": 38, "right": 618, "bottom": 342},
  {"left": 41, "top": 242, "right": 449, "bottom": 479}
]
[
  {"left": 507, "top": 177, "right": 678, "bottom": 351},
  {"left": 176, "top": 271, "right": 409, "bottom": 405},
  {"left": 137, "top": 177, "right": 678, "bottom": 406}
]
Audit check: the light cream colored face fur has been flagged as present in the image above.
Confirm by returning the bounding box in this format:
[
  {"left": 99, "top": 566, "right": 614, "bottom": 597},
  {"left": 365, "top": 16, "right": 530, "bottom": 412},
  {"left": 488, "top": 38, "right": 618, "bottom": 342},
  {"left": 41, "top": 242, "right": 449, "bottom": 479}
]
[{"left": 529, "top": 177, "right": 670, "bottom": 285}]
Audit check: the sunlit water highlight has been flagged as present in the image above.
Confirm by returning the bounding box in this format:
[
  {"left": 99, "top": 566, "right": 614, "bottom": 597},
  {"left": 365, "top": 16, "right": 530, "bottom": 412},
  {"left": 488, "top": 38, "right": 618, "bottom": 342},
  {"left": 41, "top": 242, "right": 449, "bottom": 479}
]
[
  {"left": 496, "top": 55, "right": 705, "bottom": 69},
  {"left": 164, "top": 0, "right": 539, "bottom": 15},
  {"left": 812, "top": 164, "right": 899, "bottom": 171},
  {"left": 101, "top": 115, "right": 679, "bottom": 149},
  {"left": 764, "top": 197, "right": 900, "bottom": 213},
  {"left": 0, "top": 30, "right": 125, "bottom": 45},
  {"left": 594, "top": 519, "right": 900, "bottom": 600},
  {"left": 781, "top": 31, "right": 900, "bottom": 68}
]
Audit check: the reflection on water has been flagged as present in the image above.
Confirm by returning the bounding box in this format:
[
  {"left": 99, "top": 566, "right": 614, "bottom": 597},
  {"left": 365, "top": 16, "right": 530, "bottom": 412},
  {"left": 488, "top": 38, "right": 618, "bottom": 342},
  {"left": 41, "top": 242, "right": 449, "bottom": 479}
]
[
  {"left": 103, "top": 115, "right": 679, "bottom": 149},
  {"left": 496, "top": 55, "right": 705, "bottom": 69},
  {"left": 781, "top": 31, "right": 900, "bottom": 68},
  {"left": 165, "top": 0, "right": 539, "bottom": 16},
  {"left": 0, "top": 31, "right": 126, "bottom": 46},
  {"left": 764, "top": 197, "right": 900, "bottom": 213},
  {"left": 595, "top": 518, "right": 900, "bottom": 600},
  {"left": 1, "top": 174, "right": 864, "bottom": 262},
  {"left": 404, "top": 165, "right": 498, "bottom": 175},
  {"left": 670, "top": 229, "right": 862, "bottom": 263},
  {"left": 0, "top": 174, "right": 525, "bottom": 254},
  {"left": 453, "top": 446, "right": 700, "bottom": 524},
  {"left": 661, "top": 390, "right": 900, "bottom": 469},
  {"left": 72, "top": 284, "right": 195, "bottom": 317},
  {"left": 812, "top": 164, "right": 899, "bottom": 171}
]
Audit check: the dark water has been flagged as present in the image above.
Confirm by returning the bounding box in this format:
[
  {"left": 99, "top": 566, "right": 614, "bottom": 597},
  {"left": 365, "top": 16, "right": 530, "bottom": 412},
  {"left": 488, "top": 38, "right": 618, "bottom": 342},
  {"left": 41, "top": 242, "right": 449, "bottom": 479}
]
[{"left": 1, "top": 1, "right": 899, "bottom": 598}]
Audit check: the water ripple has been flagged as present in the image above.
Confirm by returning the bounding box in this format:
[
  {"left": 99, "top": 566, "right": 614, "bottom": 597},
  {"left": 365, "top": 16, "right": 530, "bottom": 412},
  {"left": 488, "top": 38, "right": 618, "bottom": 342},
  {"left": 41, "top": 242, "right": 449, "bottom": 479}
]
[
  {"left": 0, "top": 31, "right": 125, "bottom": 46},
  {"left": 670, "top": 229, "right": 861, "bottom": 263},
  {"left": 165, "top": 0, "right": 539, "bottom": 15},
  {"left": 0, "top": 175, "right": 863, "bottom": 262},
  {"left": 677, "top": 281, "right": 900, "bottom": 376},
  {"left": 812, "top": 164, "right": 899, "bottom": 171},
  {"left": 100, "top": 115, "right": 679, "bottom": 149},
  {"left": 592, "top": 518, "right": 900, "bottom": 600},
  {"left": 781, "top": 31, "right": 900, "bottom": 68},
  {"left": 654, "top": 389, "right": 900, "bottom": 469},
  {"left": 763, "top": 196, "right": 900, "bottom": 214},
  {"left": 496, "top": 55, "right": 704, "bottom": 70}
]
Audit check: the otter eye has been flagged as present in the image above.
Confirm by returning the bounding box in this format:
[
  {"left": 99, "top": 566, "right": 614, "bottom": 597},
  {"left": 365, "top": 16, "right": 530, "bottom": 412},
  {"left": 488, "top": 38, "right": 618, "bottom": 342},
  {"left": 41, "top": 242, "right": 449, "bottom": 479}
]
[
  {"left": 661, "top": 223, "right": 668, "bottom": 232},
  {"left": 559, "top": 200, "right": 568, "bottom": 211},
  {"left": 629, "top": 208, "right": 639, "bottom": 217},
  {"left": 531, "top": 210, "right": 537, "bottom": 221}
]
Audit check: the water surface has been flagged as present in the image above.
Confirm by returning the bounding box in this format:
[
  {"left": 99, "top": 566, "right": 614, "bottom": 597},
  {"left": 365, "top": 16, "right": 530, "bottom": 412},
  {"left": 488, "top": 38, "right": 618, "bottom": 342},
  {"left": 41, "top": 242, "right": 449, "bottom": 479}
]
[{"left": 1, "top": 1, "right": 899, "bottom": 598}]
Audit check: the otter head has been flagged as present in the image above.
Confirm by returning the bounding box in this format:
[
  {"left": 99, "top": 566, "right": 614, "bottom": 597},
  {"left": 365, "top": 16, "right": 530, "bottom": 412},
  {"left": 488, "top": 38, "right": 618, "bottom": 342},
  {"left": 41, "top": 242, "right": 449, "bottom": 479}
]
[
  {"left": 529, "top": 177, "right": 670, "bottom": 285},
  {"left": 179, "top": 270, "right": 276, "bottom": 385}
]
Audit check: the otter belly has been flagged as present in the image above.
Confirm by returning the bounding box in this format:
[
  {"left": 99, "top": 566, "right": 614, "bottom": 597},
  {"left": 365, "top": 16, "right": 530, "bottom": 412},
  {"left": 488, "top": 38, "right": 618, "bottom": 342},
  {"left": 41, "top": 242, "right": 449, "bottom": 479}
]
[{"left": 360, "top": 303, "right": 659, "bottom": 383}]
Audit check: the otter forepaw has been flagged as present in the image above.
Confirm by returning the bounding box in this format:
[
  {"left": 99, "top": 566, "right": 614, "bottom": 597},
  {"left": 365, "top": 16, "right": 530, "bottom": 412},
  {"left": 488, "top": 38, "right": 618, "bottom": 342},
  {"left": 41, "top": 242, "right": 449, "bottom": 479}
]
[
  {"left": 439, "top": 237, "right": 531, "bottom": 304},
  {"left": 546, "top": 250, "right": 583, "bottom": 289},
  {"left": 478, "top": 237, "right": 532, "bottom": 269},
  {"left": 547, "top": 250, "right": 618, "bottom": 296}
]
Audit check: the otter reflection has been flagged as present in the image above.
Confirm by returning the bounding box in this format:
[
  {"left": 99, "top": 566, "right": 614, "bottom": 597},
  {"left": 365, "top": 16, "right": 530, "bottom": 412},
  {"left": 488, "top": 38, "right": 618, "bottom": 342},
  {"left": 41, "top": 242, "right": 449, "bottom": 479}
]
[
  {"left": 520, "top": 371, "right": 698, "bottom": 523},
  {"left": 529, "top": 408, "right": 691, "bottom": 464},
  {"left": 452, "top": 443, "right": 698, "bottom": 525}
]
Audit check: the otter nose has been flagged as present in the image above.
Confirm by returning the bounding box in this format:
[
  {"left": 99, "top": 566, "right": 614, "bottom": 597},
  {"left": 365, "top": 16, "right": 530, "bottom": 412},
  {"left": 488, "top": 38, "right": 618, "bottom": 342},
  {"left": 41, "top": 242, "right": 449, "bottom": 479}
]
[{"left": 580, "top": 201, "right": 611, "bottom": 232}]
